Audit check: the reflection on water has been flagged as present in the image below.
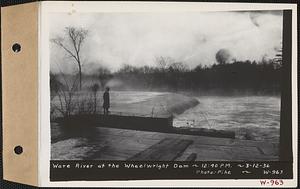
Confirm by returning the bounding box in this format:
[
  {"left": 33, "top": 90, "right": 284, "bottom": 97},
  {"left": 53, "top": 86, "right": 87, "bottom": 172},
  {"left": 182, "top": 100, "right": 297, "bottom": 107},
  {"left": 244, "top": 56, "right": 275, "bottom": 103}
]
[{"left": 174, "top": 96, "right": 280, "bottom": 142}]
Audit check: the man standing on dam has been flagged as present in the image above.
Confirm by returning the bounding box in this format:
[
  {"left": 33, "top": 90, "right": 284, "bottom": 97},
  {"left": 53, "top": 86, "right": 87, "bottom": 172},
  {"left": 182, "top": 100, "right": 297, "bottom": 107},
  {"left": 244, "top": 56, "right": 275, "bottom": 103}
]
[{"left": 103, "top": 87, "right": 110, "bottom": 115}]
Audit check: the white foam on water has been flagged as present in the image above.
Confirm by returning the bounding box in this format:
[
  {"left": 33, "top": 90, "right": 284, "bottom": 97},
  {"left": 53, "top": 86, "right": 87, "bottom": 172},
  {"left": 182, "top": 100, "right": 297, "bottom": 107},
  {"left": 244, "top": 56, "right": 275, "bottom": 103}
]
[{"left": 174, "top": 96, "right": 280, "bottom": 142}]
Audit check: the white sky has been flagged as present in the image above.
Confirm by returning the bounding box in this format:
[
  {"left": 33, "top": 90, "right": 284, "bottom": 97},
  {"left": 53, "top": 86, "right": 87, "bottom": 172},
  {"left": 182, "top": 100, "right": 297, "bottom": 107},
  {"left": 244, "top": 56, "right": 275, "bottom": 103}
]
[{"left": 49, "top": 11, "right": 283, "bottom": 73}]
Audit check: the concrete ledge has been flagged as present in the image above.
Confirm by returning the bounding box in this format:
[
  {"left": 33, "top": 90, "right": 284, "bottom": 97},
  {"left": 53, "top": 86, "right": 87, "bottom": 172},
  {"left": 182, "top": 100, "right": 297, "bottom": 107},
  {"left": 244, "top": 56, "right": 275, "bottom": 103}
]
[{"left": 173, "top": 127, "right": 235, "bottom": 139}]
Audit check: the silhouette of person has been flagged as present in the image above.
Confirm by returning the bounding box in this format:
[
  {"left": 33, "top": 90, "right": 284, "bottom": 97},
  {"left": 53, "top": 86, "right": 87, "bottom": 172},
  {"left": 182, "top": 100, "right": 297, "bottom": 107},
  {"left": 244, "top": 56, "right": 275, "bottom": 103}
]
[{"left": 103, "top": 87, "right": 110, "bottom": 115}]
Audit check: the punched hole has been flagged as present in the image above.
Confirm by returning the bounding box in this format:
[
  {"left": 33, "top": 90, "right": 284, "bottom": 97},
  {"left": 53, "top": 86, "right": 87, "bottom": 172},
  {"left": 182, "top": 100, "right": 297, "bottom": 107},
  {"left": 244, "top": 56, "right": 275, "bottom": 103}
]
[
  {"left": 12, "top": 43, "right": 21, "bottom": 53},
  {"left": 14, "top": 145, "right": 23, "bottom": 155}
]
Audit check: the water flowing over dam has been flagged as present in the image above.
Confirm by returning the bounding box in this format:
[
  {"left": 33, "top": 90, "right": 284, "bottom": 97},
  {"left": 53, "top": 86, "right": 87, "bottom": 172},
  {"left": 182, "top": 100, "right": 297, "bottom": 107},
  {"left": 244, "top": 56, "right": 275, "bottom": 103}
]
[{"left": 51, "top": 91, "right": 279, "bottom": 161}]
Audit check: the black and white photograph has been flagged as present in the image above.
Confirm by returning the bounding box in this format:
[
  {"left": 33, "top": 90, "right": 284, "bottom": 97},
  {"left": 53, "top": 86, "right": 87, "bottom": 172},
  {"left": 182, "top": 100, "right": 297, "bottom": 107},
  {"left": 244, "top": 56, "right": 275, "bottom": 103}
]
[{"left": 49, "top": 10, "right": 284, "bottom": 162}]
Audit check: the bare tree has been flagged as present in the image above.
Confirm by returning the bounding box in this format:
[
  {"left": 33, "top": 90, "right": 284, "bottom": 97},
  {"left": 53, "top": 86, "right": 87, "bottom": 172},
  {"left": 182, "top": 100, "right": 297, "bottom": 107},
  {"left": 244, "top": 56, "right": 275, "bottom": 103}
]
[
  {"left": 168, "top": 62, "right": 189, "bottom": 72},
  {"left": 50, "top": 72, "right": 62, "bottom": 100},
  {"left": 55, "top": 74, "right": 80, "bottom": 118},
  {"left": 155, "top": 56, "right": 173, "bottom": 71},
  {"left": 51, "top": 27, "right": 88, "bottom": 90},
  {"left": 90, "top": 83, "right": 100, "bottom": 114}
]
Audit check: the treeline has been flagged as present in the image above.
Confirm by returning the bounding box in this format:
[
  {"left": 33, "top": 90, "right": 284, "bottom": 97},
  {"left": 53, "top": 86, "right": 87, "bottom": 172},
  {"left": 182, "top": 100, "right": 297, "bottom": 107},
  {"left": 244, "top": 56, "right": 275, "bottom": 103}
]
[
  {"left": 97, "top": 60, "right": 282, "bottom": 95},
  {"left": 51, "top": 59, "right": 282, "bottom": 95}
]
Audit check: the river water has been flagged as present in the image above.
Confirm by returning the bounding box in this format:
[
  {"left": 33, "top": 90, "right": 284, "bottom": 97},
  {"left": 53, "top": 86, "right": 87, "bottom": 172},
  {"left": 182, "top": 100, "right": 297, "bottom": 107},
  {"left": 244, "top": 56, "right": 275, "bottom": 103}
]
[
  {"left": 51, "top": 91, "right": 280, "bottom": 142},
  {"left": 109, "top": 92, "right": 281, "bottom": 142},
  {"left": 173, "top": 96, "right": 280, "bottom": 142},
  {"left": 51, "top": 92, "right": 280, "bottom": 160}
]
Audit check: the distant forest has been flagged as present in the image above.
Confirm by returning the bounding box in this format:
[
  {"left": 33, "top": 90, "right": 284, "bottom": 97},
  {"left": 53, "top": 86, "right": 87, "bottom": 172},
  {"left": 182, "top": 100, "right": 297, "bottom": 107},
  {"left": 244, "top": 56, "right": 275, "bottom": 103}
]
[{"left": 51, "top": 58, "right": 283, "bottom": 96}]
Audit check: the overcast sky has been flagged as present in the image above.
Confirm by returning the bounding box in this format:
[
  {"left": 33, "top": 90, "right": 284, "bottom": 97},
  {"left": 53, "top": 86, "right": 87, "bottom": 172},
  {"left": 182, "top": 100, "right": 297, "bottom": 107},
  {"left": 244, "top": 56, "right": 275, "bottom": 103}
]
[{"left": 49, "top": 11, "right": 283, "bottom": 73}]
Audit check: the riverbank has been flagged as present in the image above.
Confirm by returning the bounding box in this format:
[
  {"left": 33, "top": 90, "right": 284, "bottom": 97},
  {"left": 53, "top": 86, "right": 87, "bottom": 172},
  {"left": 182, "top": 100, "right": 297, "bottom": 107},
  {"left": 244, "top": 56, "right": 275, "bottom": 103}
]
[
  {"left": 52, "top": 91, "right": 237, "bottom": 140},
  {"left": 51, "top": 91, "right": 200, "bottom": 119}
]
